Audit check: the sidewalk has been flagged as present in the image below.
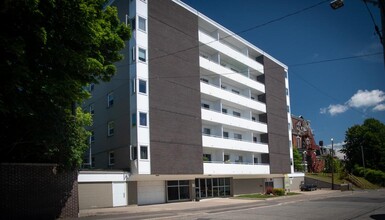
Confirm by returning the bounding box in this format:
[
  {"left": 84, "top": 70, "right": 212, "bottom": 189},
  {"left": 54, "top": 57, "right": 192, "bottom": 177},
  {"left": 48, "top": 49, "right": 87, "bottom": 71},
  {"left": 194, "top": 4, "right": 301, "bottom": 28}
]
[{"left": 79, "top": 189, "right": 341, "bottom": 218}]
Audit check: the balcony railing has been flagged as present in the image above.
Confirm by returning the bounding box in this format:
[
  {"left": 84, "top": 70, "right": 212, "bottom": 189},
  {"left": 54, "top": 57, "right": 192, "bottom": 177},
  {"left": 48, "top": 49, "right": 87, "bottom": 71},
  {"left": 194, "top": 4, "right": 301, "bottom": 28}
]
[
  {"left": 201, "top": 106, "right": 266, "bottom": 125},
  {"left": 200, "top": 78, "right": 265, "bottom": 105},
  {"left": 200, "top": 55, "right": 263, "bottom": 85},
  {"left": 203, "top": 160, "right": 269, "bottom": 166},
  {"left": 202, "top": 133, "right": 267, "bottom": 145}
]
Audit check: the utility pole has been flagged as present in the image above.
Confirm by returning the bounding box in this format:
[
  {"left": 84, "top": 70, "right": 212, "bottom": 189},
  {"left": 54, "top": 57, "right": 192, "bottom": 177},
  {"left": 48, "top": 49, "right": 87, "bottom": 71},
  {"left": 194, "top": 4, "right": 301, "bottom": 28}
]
[{"left": 331, "top": 138, "right": 334, "bottom": 190}]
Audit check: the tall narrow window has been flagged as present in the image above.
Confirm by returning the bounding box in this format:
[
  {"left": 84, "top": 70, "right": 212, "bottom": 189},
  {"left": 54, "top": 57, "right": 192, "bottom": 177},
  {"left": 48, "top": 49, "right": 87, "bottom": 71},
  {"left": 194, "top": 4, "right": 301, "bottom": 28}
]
[
  {"left": 139, "top": 79, "right": 147, "bottom": 94},
  {"left": 109, "top": 151, "right": 115, "bottom": 165},
  {"left": 131, "top": 146, "right": 137, "bottom": 160},
  {"left": 90, "top": 130, "right": 95, "bottom": 143},
  {"left": 89, "top": 103, "right": 94, "bottom": 115},
  {"left": 132, "top": 47, "right": 136, "bottom": 61},
  {"left": 138, "top": 16, "right": 146, "bottom": 32},
  {"left": 223, "top": 131, "right": 229, "bottom": 138},
  {"left": 140, "top": 146, "right": 148, "bottom": 159},
  {"left": 107, "top": 92, "right": 114, "bottom": 107},
  {"left": 132, "top": 113, "right": 137, "bottom": 127},
  {"left": 108, "top": 121, "right": 114, "bottom": 136},
  {"left": 138, "top": 48, "right": 146, "bottom": 62},
  {"left": 139, "top": 112, "right": 147, "bottom": 126}
]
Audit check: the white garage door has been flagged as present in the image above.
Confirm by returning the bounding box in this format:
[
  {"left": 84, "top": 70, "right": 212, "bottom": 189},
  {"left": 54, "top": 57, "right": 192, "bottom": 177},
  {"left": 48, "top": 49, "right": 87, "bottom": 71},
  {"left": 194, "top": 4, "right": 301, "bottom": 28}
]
[
  {"left": 112, "top": 182, "right": 127, "bottom": 207},
  {"left": 273, "top": 178, "right": 284, "bottom": 189},
  {"left": 138, "top": 181, "right": 165, "bottom": 205}
]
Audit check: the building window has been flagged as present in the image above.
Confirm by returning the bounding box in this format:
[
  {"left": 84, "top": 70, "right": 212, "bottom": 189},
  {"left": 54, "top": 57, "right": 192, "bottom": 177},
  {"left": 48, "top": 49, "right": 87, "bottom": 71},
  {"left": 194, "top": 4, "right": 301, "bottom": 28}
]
[
  {"left": 222, "top": 108, "right": 227, "bottom": 114},
  {"left": 223, "top": 131, "right": 229, "bottom": 138},
  {"left": 234, "top": 133, "right": 242, "bottom": 140},
  {"left": 287, "top": 105, "right": 290, "bottom": 112},
  {"left": 88, "top": 83, "right": 94, "bottom": 92},
  {"left": 132, "top": 113, "right": 136, "bottom": 127},
  {"left": 108, "top": 121, "right": 114, "bottom": 136},
  {"left": 254, "top": 157, "right": 259, "bottom": 164},
  {"left": 139, "top": 79, "right": 147, "bottom": 94},
  {"left": 109, "top": 151, "right": 115, "bottom": 165},
  {"left": 131, "top": 46, "right": 136, "bottom": 61},
  {"left": 138, "top": 48, "right": 146, "bottom": 62},
  {"left": 201, "top": 103, "right": 210, "bottom": 109},
  {"left": 253, "top": 136, "right": 257, "bottom": 143},
  {"left": 91, "top": 157, "right": 95, "bottom": 168},
  {"left": 140, "top": 146, "right": 148, "bottom": 159},
  {"left": 131, "top": 146, "right": 137, "bottom": 160},
  {"left": 252, "top": 116, "right": 256, "bottom": 121},
  {"left": 131, "top": 79, "right": 136, "bottom": 94},
  {"left": 90, "top": 130, "right": 95, "bottom": 143},
  {"left": 130, "top": 18, "right": 136, "bottom": 30},
  {"left": 231, "top": 89, "right": 240, "bottom": 94},
  {"left": 167, "top": 180, "right": 190, "bottom": 201},
  {"left": 138, "top": 16, "right": 146, "bottom": 32},
  {"left": 200, "top": 78, "right": 209, "bottom": 83},
  {"left": 224, "top": 154, "right": 230, "bottom": 162},
  {"left": 139, "top": 112, "right": 147, "bottom": 126},
  {"left": 107, "top": 92, "right": 114, "bottom": 107},
  {"left": 233, "top": 111, "right": 241, "bottom": 117},
  {"left": 237, "top": 156, "right": 243, "bottom": 163},
  {"left": 286, "top": 88, "right": 289, "bottom": 96},
  {"left": 203, "top": 128, "right": 211, "bottom": 135},
  {"left": 89, "top": 103, "right": 94, "bottom": 115},
  {"left": 203, "top": 154, "right": 211, "bottom": 161}
]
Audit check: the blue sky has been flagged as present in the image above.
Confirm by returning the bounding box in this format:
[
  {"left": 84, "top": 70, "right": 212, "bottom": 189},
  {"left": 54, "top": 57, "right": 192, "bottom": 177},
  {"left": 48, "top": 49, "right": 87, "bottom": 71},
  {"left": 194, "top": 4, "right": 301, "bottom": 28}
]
[{"left": 181, "top": 0, "right": 385, "bottom": 150}]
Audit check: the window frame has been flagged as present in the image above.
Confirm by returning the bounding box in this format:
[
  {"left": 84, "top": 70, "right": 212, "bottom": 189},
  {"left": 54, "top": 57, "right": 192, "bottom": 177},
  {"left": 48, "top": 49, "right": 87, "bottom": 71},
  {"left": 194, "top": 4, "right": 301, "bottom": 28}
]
[
  {"left": 139, "top": 112, "right": 147, "bottom": 126},
  {"left": 140, "top": 145, "right": 148, "bottom": 159},
  {"left": 107, "top": 92, "right": 114, "bottom": 108},
  {"left": 138, "top": 47, "right": 146, "bottom": 62},
  {"left": 109, "top": 151, "right": 115, "bottom": 166},
  {"left": 138, "top": 79, "right": 147, "bottom": 94},
  {"left": 138, "top": 16, "right": 146, "bottom": 32},
  {"left": 107, "top": 121, "right": 115, "bottom": 136}
]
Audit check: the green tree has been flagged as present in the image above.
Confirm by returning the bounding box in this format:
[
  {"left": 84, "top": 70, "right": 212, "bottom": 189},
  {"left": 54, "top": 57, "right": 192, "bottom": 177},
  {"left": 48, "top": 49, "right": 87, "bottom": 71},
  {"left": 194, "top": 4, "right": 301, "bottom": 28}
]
[
  {"left": 293, "top": 147, "right": 303, "bottom": 172},
  {"left": 341, "top": 118, "right": 385, "bottom": 172},
  {"left": 0, "top": 0, "right": 130, "bottom": 169}
]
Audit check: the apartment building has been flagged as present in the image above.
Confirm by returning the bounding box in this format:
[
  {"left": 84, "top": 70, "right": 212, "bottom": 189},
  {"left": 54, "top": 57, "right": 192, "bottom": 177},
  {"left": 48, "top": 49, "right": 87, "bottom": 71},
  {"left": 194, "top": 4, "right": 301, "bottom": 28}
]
[{"left": 81, "top": 0, "right": 302, "bottom": 206}]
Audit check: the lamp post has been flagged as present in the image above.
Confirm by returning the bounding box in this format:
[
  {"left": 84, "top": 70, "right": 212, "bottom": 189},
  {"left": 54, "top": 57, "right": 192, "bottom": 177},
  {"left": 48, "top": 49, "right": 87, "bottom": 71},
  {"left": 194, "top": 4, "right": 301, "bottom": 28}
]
[{"left": 331, "top": 138, "right": 334, "bottom": 190}]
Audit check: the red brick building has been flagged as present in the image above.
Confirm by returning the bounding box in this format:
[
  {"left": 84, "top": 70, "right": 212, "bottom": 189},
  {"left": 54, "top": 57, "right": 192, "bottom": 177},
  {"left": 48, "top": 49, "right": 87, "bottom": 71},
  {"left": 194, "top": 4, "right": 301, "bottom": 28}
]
[{"left": 291, "top": 115, "right": 324, "bottom": 173}]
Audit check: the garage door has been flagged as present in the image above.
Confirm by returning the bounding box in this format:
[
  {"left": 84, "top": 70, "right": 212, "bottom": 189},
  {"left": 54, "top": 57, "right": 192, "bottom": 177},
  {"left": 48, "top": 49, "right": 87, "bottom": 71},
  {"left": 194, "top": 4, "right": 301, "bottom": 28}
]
[
  {"left": 138, "top": 181, "right": 165, "bottom": 205},
  {"left": 112, "top": 182, "right": 127, "bottom": 207}
]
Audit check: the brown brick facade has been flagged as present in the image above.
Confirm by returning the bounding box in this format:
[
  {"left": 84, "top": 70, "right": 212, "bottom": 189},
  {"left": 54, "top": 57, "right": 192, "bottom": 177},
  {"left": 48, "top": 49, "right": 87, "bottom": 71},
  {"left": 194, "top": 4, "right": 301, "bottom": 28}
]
[{"left": 0, "top": 163, "right": 79, "bottom": 219}]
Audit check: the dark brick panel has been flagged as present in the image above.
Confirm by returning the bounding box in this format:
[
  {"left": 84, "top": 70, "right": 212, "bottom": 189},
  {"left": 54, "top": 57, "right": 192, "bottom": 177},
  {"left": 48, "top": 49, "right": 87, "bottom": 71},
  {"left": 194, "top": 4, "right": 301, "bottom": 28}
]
[
  {"left": 0, "top": 163, "right": 78, "bottom": 219},
  {"left": 148, "top": 0, "right": 203, "bottom": 174},
  {"left": 264, "top": 56, "right": 291, "bottom": 174}
]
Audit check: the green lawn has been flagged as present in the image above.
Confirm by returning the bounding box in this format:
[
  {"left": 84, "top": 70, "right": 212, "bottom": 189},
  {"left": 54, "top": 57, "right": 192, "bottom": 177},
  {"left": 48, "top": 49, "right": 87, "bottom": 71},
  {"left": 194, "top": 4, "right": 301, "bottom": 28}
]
[{"left": 235, "top": 192, "right": 301, "bottom": 199}]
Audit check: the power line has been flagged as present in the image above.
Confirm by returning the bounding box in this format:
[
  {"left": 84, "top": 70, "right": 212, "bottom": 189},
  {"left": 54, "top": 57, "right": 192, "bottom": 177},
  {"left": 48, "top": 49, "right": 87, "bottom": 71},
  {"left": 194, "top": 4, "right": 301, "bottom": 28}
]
[
  {"left": 362, "top": 0, "right": 383, "bottom": 45},
  {"left": 149, "top": 0, "right": 329, "bottom": 62}
]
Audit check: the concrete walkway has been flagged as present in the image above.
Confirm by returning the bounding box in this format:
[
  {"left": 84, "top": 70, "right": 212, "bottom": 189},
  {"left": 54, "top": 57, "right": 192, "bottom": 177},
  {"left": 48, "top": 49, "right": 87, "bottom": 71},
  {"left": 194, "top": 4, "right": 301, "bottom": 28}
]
[{"left": 78, "top": 189, "right": 342, "bottom": 218}]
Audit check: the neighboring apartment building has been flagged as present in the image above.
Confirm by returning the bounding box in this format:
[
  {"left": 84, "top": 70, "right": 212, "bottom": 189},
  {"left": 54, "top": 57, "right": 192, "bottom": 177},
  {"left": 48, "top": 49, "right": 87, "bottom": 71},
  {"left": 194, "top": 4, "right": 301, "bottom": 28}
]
[{"left": 81, "top": 0, "right": 302, "bottom": 206}]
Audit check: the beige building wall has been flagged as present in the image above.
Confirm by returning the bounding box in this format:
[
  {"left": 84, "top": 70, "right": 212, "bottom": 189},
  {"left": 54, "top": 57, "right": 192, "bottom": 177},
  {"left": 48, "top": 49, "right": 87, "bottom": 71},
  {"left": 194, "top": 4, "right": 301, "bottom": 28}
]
[
  {"left": 78, "top": 183, "right": 113, "bottom": 210},
  {"left": 288, "top": 176, "right": 304, "bottom": 191},
  {"left": 233, "top": 179, "right": 264, "bottom": 195}
]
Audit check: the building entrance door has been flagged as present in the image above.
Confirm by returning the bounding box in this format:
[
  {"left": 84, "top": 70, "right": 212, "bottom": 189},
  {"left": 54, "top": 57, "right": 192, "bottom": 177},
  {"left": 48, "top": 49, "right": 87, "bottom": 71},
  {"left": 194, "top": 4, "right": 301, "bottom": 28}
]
[{"left": 195, "top": 178, "right": 231, "bottom": 199}]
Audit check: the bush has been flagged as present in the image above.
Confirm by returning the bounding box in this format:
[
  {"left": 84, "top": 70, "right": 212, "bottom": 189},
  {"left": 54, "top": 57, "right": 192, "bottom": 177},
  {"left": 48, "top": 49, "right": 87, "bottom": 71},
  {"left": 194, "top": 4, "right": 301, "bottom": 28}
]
[
  {"left": 272, "top": 188, "right": 285, "bottom": 196},
  {"left": 353, "top": 165, "right": 385, "bottom": 186}
]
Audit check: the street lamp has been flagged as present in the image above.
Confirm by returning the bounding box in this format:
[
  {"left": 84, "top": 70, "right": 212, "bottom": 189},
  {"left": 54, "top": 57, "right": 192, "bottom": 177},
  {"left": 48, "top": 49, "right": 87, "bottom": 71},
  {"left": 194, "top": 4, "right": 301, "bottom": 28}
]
[
  {"left": 330, "top": 0, "right": 344, "bottom": 10},
  {"left": 331, "top": 138, "right": 334, "bottom": 190}
]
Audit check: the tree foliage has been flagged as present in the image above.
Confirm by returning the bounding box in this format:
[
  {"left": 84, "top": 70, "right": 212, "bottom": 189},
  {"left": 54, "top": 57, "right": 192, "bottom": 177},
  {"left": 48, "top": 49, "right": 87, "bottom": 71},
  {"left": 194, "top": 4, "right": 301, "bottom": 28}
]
[
  {"left": 293, "top": 147, "right": 303, "bottom": 172},
  {"left": 341, "top": 118, "right": 385, "bottom": 172},
  {"left": 0, "top": 0, "right": 130, "bottom": 169}
]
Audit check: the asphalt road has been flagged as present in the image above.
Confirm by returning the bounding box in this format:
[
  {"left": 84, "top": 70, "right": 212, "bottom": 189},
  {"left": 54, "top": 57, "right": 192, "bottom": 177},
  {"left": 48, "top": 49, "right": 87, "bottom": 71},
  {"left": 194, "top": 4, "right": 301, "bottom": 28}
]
[{"left": 77, "top": 189, "right": 385, "bottom": 220}]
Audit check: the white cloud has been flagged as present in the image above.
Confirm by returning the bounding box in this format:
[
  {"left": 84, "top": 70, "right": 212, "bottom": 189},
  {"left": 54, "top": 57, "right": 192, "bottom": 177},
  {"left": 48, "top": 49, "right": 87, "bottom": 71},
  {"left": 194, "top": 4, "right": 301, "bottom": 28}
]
[
  {"left": 355, "top": 42, "right": 383, "bottom": 63},
  {"left": 347, "top": 89, "right": 385, "bottom": 108},
  {"left": 320, "top": 104, "right": 349, "bottom": 116},
  {"left": 373, "top": 103, "right": 385, "bottom": 111},
  {"left": 321, "top": 89, "right": 385, "bottom": 116}
]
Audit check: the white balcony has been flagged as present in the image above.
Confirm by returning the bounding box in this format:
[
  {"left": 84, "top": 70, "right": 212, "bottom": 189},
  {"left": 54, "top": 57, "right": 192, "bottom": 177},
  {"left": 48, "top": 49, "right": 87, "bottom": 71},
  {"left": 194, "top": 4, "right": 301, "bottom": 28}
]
[
  {"left": 204, "top": 162, "right": 270, "bottom": 175},
  {"left": 202, "top": 135, "right": 268, "bottom": 153},
  {"left": 199, "top": 30, "right": 264, "bottom": 74},
  {"left": 201, "top": 108, "right": 267, "bottom": 133},
  {"left": 200, "top": 57, "right": 265, "bottom": 94},
  {"left": 200, "top": 82, "right": 266, "bottom": 113}
]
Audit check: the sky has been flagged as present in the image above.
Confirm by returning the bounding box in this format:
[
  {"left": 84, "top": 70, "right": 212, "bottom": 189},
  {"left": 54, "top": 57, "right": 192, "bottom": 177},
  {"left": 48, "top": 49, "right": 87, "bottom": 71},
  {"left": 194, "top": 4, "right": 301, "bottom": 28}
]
[{"left": 181, "top": 0, "right": 385, "bottom": 151}]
